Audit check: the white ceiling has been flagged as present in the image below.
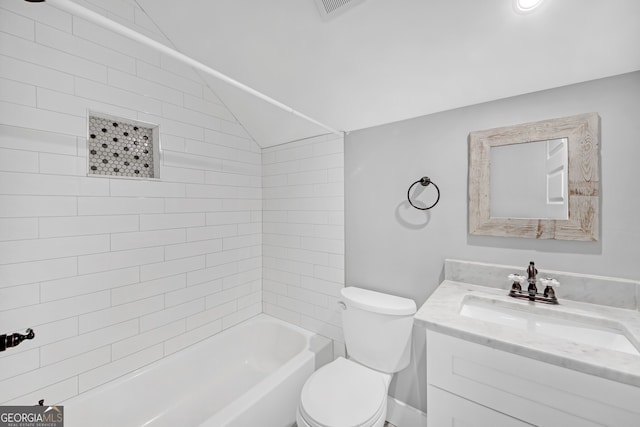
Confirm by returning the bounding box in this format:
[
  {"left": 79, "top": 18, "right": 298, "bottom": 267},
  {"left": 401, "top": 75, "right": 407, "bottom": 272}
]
[{"left": 136, "top": 0, "right": 640, "bottom": 147}]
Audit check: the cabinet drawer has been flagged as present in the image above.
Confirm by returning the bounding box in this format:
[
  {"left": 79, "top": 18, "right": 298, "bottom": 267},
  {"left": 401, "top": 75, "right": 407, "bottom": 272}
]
[
  {"left": 427, "top": 330, "right": 640, "bottom": 427},
  {"left": 428, "top": 385, "right": 532, "bottom": 427}
]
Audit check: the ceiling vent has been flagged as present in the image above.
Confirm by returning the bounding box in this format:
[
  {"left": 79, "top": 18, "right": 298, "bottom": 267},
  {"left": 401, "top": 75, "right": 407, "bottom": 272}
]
[{"left": 314, "top": 0, "right": 367, "bottom": 19}]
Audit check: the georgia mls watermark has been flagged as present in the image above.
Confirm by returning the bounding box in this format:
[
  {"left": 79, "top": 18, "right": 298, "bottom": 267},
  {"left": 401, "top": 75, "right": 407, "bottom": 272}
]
[{"left": 0, "top": 406, "right": 63, "bottom": 427}]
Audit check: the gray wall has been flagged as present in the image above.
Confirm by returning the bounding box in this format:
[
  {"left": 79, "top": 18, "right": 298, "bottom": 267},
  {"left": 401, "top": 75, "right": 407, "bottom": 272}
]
[{"left": 345, "top": 71, "right": 640, "bottom": 412}]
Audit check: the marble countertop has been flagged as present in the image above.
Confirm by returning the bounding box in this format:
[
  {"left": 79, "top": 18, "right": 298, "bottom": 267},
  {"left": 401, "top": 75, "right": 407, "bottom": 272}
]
[{"left": 415, "top": 280, "right": 640, "bottom": 388}]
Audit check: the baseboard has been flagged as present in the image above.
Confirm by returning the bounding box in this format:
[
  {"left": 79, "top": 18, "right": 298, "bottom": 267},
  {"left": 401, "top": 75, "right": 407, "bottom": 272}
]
[{"left": 386, "top": 396, "right": 428, "bottom": 427}]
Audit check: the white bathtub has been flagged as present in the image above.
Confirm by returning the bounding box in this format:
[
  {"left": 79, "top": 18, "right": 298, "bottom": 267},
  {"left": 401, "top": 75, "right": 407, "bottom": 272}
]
[{"left": 64, "top": 314, "right": 332, "bottom": 427}]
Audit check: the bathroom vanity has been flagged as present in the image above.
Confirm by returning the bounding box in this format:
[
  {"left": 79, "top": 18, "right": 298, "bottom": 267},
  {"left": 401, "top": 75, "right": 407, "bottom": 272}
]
[{"left": 415, "top": 260, "right": 640, "bottom": 427}]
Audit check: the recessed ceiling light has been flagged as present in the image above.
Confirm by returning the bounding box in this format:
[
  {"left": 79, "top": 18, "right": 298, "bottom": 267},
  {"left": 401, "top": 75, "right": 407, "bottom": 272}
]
[{"left": 513, "top": 0, "right": 544, "bottom": 13}]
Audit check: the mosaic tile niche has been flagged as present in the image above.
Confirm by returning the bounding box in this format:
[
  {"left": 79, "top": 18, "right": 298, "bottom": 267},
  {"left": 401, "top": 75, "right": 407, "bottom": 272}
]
[{"left": 87, "top": 114, "right": 159, "bottom": 178}]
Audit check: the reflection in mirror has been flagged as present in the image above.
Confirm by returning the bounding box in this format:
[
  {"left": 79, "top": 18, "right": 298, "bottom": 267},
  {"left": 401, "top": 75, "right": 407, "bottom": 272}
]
[
  {"left": 468, "top": 113, "right": 600, "bottom": 241},
  {"left": 490, "top": 138, "right": 568, "bottom": 219}
]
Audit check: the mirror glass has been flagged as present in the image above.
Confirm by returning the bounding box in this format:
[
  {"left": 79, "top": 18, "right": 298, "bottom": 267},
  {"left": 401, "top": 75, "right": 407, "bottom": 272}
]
[{"left": 490, "top": 138, "right": 568, "bottom": 219}]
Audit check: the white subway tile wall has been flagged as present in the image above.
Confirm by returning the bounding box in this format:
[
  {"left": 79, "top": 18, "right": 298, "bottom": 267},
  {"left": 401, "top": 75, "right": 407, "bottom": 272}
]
[
  {"left": 0, "top": 1, "right": 262, "bottom": 405},
  {"left": 262, "top": 134, "right": 345, "bottom": 354}
]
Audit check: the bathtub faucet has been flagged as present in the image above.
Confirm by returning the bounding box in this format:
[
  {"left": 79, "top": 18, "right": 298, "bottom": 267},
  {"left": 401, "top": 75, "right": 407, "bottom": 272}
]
[{"left": 0, "top": 328, "right": 35, "bottom": 352}]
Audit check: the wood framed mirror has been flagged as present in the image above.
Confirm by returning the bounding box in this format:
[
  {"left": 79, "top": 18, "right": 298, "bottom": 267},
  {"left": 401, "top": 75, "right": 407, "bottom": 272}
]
[{"left": 468, "top": 113, "right": 600, "bottom": 241}]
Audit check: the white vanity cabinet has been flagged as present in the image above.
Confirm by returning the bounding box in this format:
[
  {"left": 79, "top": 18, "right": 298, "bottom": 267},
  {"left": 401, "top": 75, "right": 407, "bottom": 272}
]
[{"left": 426, "top": 330, "right": 640, "bottom": 427}]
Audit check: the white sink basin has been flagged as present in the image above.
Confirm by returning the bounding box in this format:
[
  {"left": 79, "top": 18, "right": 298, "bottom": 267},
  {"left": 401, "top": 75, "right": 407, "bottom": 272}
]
[{"left": 460, "top": 298, "right": 640, "bottom": 356}]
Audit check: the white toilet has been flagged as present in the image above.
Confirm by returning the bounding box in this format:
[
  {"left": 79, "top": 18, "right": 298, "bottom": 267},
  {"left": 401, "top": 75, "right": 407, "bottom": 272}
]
[{"left": 296, "top": 286, "right": 417, "bottom": 427}]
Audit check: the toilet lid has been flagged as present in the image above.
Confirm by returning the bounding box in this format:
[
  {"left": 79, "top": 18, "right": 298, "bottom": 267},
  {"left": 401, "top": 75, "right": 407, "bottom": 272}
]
[{"left": 299, "top": 357, "right": 387, "bottom": 427}]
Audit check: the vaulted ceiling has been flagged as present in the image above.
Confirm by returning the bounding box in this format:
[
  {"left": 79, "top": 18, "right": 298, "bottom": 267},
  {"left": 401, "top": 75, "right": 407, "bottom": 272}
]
[{"left": 136, "top": 0, "right": 640, "bottom": 147}]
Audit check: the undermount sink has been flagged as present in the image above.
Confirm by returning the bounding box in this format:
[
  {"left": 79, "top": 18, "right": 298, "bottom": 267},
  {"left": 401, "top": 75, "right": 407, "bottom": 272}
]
[{"left": 460, "top": 297, "right": 640, "bottom": 356}]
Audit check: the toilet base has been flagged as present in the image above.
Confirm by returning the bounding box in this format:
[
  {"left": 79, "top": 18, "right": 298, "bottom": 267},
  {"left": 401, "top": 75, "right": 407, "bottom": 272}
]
[{"left": 296, "top": 404, "right": 387, "bottom": 427}]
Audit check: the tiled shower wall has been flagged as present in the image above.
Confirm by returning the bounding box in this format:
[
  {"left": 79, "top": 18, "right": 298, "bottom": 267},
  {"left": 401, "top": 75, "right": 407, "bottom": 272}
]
[
  {"left": 0, "top": 0, "right": 262, "bottom": 404},
  {"left": 262, "top": 134, "right": 345, "bottom": 355}
]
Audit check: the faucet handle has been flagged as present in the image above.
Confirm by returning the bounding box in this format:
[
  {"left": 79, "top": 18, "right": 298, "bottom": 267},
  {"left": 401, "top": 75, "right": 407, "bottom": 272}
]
[
  {"left": 508, "top": 273, "right": 526, "bottom": 292},
  {"left": 540, "top": 277, "right": 560, "bottom": 287},
  {"left": 540, "top": 277, "right": 559, "bottom": 300},
  {"left": 508, "top": 273, "right": 526, "bottom": 283}
]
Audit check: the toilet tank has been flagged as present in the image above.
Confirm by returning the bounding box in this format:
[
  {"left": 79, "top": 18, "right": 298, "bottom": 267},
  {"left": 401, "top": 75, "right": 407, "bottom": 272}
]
[{"left": 340, "top": 287, "right": 417, "bottom": 373}]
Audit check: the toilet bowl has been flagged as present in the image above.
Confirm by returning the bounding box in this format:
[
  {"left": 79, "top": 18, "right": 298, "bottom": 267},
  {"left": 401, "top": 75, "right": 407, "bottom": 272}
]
[
  {"left": 296, "top": 357, "right": 390, "bottom": 427},
  {"left": 296, "top": 287, "right": 416, "bottom": 427}
]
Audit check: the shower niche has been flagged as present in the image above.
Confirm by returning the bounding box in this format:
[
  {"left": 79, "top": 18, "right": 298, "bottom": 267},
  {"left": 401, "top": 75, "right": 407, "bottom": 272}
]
[{"left": 87, "top": 112, "right": 160, "bottom": 179}]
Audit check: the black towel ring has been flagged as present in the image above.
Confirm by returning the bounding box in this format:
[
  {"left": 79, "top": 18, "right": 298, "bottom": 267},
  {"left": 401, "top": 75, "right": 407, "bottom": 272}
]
[{"left": 407, "top": 176, "right": 440, "bottom": 210}]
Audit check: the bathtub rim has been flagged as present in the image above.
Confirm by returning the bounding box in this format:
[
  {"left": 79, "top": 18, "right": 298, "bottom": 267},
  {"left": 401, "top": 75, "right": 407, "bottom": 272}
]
[{"left": 62, "top": 313, "right": 321, "bottom": 407}]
